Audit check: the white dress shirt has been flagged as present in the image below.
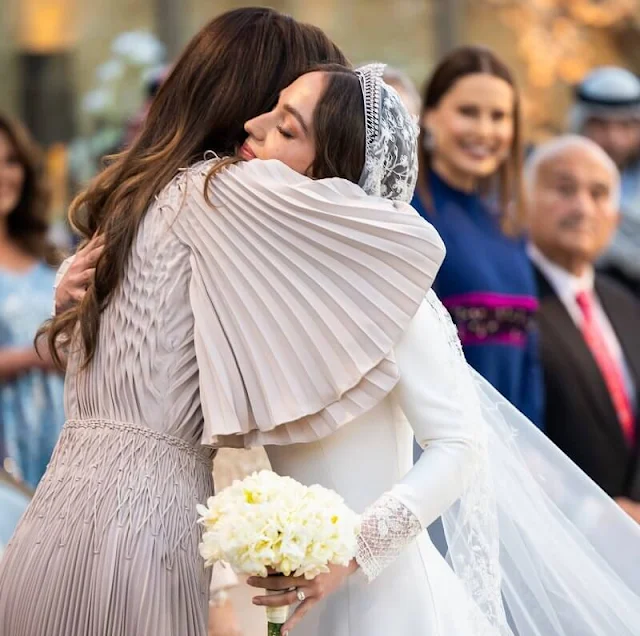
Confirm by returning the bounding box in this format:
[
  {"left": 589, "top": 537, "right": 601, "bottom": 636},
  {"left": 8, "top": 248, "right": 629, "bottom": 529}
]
[{"left": 528, "top": 243, "right": 636, "bottom": 409}]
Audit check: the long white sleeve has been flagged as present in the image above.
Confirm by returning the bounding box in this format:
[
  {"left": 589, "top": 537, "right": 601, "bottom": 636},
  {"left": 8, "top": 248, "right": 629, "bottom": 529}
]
[
  {"left": 164, "top": 158, "right": 445, "bottom": 447},
  {"left": 356, "top": 291, "right": 480, "bottom": 580}
]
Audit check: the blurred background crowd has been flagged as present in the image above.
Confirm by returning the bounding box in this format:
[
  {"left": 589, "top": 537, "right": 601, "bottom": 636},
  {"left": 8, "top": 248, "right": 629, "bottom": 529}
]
[{"left": 0, "top": 1, "right": 640, "bottom": 630}]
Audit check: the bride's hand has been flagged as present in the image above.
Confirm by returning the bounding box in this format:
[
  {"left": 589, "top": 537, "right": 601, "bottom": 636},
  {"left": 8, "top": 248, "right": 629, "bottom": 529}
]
[{"left": 248, "top": 560, "right": 358, "bottom": 635}]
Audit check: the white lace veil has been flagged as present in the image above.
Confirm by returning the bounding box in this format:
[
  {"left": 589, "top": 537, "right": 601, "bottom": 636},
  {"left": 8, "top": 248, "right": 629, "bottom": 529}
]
[
  {"left": 355, "top": 63, "right": 418, "bottom": 203},
  {"left": 358, "top": 63, "right": 640, "bottom": 636},
  {"left": 423, "top": 296, "right": 640, "bottom": 636},
  {"left": 471, "top": 370, "right": 640, "bottom": 635}
]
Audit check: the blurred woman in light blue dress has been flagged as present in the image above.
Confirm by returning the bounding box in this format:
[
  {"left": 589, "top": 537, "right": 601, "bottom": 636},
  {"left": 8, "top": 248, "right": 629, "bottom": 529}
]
[{"left": 0, "top": 114, "right": 64, "bottom": 490}]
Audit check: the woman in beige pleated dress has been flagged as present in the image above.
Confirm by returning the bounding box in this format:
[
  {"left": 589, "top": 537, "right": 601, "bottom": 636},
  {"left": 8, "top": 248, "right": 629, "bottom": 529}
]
[{"left": 0, "top": 8, "right": 365, "bottom": 636}]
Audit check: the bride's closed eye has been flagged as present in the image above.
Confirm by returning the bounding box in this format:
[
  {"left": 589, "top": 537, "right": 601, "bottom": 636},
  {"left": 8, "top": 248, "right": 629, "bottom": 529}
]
[{"left": 277, "top": 126, "right": 295, "bottom": 140}]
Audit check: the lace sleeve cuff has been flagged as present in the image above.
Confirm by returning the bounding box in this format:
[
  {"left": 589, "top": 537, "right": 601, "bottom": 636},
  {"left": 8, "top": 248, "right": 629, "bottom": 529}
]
[{"left": 355, "top": 492, "right": 423, "bottom": 582}]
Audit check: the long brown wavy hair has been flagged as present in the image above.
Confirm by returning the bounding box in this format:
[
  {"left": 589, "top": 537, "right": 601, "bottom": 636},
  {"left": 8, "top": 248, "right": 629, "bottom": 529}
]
[
  {"left": 0, "top": 114, "right": 59, "bottom": 266},
  {"left": 44, "top": 7, "right": 347, "bottom": 369},
  {"left": 417, "top": 46, "right": 525, "bottom": 236}
]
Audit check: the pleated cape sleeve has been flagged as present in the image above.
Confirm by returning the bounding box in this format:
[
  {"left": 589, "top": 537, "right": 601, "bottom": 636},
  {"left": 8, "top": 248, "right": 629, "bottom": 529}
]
[{"left": 162, "top": 159, "right": 445, "bottom": 447}]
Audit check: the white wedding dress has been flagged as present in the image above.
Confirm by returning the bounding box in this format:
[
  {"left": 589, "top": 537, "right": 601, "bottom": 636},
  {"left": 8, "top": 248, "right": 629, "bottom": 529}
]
[
  {"left": 148, "top": 156, "right": 486, "bottom": 635},
  {"left": 266, "top": 291, "right": 493, "bottom": 636}
]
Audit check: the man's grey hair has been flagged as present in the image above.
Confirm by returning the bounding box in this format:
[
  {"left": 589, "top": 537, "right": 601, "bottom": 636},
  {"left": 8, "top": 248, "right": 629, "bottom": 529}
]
[{"left": 524, "top": 134, "right": 621, "bottom": 210}]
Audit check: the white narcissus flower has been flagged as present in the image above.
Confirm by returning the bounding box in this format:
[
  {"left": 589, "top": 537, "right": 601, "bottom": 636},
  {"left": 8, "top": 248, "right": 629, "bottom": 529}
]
[
  {"left": 197, "top": 470, "right": 360, "bottom": 581},
  {"left": 199, "top": 531, "right": 222, "bottom": 567}
]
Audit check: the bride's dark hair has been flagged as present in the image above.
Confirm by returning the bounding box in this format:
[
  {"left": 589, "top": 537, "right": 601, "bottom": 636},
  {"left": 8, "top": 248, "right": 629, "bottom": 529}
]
[
  {"left": 307, "top": 65, "right": 366, "bottom": 185},
  {"left": 43, "top": 7, "right": 347, "bottom": 369},
  {"left": 207, "top": 65, "right": 366, "bottom": 190}
]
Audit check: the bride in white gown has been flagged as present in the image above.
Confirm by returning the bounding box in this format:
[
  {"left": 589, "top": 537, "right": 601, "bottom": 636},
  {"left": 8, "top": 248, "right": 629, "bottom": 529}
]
[{"left": 227, "top": 65, "right": 505, "bottom": 635}]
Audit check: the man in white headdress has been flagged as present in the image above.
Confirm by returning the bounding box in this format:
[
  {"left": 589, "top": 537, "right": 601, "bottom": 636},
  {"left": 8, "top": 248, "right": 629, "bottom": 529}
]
[{"left": 569, "top": 67, "right": 640, "bottom": 296}]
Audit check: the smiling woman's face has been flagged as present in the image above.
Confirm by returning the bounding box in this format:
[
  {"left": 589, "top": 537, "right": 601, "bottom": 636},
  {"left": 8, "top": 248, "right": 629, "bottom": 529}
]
[
  {"left": 241, "top": 71, "right": 327, "bottom": 176},
  {"left": 424, "top": 72, "right": 515, "bottom": 189}
]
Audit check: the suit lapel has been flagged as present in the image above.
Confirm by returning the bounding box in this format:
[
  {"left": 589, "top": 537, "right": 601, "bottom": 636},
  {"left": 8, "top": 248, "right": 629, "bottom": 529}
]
[{"left": 535, "top": 268, "right": 628, "bottom": 451}]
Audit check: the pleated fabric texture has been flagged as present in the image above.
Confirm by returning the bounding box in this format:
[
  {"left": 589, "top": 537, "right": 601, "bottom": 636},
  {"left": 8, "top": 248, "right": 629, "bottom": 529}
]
[
  {"left": 0, "top": 158, "right": 443, "bottom": 635},
  {"left": 0, "top": 421, "right": 215, "bottom": 636},
  {"left": 167, "top": 158, "right": 446, "bottom": 447}
]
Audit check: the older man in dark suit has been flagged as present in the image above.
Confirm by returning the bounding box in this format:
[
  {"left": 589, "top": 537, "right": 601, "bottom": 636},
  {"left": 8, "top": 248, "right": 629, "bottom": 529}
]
[{"left": 526, "top": 134, "right": 640, "bottom": 522}]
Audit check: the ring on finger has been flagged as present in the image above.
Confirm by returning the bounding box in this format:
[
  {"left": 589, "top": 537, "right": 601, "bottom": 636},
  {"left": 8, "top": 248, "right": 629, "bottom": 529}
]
[{"left": 296, "top": 588, "right": 306, "bottom": 602}]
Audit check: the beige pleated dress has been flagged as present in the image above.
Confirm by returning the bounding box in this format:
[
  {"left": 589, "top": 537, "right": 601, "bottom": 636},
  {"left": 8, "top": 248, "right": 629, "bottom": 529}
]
[{"left": 0, "top": 158, "right": 444, "bottom": 636}]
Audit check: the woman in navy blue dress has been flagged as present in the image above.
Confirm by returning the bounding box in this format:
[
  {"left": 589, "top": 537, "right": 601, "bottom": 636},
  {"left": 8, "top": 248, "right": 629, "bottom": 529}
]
[{"left": 413, "top": 46, "right": 543, "bottom": 426}]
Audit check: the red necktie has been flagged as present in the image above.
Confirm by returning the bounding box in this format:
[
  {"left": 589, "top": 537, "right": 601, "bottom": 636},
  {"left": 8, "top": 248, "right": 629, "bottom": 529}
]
[{"left": 576, "top": 290, "right": 636, "bottom": 446}]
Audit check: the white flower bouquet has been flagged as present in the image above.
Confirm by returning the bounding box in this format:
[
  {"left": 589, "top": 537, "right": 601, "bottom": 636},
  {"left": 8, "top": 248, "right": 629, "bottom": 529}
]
[{"left": 198, "top": 470, "right": 360, "bottom": 635}]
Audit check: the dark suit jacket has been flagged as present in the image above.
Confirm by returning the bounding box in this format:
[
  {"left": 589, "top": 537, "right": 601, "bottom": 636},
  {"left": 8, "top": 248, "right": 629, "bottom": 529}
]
[{"left": 534, "top": 266, "right": 640, "bottom": 501}]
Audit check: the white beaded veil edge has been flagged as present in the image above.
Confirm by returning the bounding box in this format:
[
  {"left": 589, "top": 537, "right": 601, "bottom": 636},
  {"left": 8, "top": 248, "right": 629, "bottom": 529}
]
[{"left": 355, "top": 63, "right": 419, "bottom": 203}]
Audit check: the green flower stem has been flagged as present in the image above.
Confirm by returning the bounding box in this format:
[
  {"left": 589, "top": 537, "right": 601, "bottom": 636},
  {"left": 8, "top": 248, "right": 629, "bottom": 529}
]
[{"left": 268, "top": 621, "right": 282, "bottom": 636}]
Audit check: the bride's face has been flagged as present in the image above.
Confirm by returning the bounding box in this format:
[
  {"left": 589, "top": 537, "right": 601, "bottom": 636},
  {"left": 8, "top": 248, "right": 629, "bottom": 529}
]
[{"left": 241, "top": 72, "right": 326, "bottom": 176}]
